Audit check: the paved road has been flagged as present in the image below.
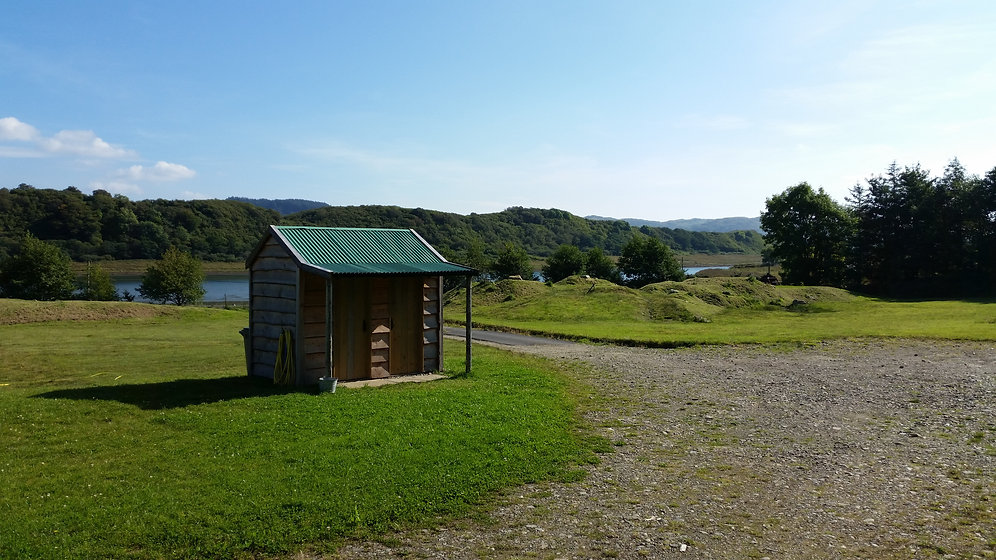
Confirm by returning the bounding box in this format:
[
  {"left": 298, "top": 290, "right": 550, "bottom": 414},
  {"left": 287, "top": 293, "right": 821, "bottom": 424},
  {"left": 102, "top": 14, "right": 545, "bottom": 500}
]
[{"left": 443, "top": 326, "right": 579, "bottom": 347}]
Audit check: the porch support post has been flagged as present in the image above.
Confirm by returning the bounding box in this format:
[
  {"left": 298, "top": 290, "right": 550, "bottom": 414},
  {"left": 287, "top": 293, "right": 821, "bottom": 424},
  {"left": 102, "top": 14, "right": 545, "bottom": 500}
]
[
  {"left": 325, "top": 278, "right": 333, "bottom": 378},
  {"left": 465, "top": 274, "right": 472, "bottom": 374}
]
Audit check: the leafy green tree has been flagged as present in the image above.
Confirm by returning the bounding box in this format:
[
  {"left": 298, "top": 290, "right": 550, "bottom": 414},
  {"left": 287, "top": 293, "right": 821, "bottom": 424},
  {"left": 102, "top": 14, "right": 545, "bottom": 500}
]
[
  {"left": 849, "top": 163, "right": 948, "bottom": 293},
  {"left": 617, "top": 235, "right": 684, "bottom": 288},
  {"left": 492, "top": 242, "right": 532, "bottom": 279},
  {"left": 542, "top": 244, "right": 586, "bottom": 282},
  {"left": 923, "top": 160, "right": 974, "bottom": 290},
  {"left": 965, "top": 166, "right": 996, "bottom": 290},
  {"left": 761, "top": 182, "right": 853, "bottom": 287},
  {"left": 138, "top": 247, "right": 206, "bottom": 305},
  {"left": 462, "top": 236, "right": 490, "bottom": 280},
  {"left": 846, "top": 160, "right": 996, "bottom": 295},
  {"left": 584, "top": 247, "right": 619, "bottom": 283},
  {"left": 77, "top": 262, "right": 118, "bottom": 301},
  {"left": 0, "top": 234, "right": 76, "bottom": 300}
]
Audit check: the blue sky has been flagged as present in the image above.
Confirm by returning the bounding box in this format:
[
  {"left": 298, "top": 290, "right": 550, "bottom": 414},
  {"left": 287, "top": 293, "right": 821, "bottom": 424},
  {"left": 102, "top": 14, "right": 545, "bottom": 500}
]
[{"left": 2, "top": 1, "right": 994, "bottom": 221}]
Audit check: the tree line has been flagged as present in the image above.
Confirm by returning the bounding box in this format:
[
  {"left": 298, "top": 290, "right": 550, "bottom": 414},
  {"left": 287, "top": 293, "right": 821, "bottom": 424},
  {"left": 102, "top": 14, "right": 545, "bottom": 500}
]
[
  {"left": 477, "top": 234, "right": 685, "bottom": 288},
  {"left": 0, "top": 185, "right": 280, "bottom": 262},
  {"left": 761, "top": 159, "right": 996, "bottom": 296},
  {"left": 0, "top": 235, "right": 204, "bottom": 304},
  {"left": 288, "top": 205, "right": 763, "bottom": 258},
  {"left": 0, "top": 228, "right": 687, "bottom": 303},
  {"left": 0, "top": 184, "right": 764, "bottom": 264}
]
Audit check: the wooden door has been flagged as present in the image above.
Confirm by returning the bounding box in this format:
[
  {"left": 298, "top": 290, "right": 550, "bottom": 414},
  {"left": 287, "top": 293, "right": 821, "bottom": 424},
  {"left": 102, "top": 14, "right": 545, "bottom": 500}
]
[
  {"left": 389, "top": 277, "right": 423, "bottom": 375},
  {"left": 369, "top": 278, "right": 391, "bottom": 379},
  {"left": 332, "top": 276, "right": 424, "bottom": 380},
  {"left": 333, "top": 277, "right": 370, "bottom": 381}
]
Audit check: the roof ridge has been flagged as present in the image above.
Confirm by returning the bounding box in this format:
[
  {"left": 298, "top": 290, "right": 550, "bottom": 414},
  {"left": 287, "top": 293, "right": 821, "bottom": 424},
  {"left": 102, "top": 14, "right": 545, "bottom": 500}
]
[{"left": 274, "top": 225, "right": 412, "bottom": 231}]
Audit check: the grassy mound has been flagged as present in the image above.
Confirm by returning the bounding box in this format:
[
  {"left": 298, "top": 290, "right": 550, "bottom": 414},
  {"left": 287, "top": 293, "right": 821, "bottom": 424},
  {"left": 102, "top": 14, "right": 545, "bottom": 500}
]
[
  {"left": 447, "top": 278, "right": 648, "bottom": 324},
  {"left": 642, "top": 277, "right": 854, "bottom": 320},
  {"left": 0, "top": 299, "right": 186, "bottom": 325},
  {"left": 464, "top": 278, "right": 550, "bottom": 306},
  {"left": 448, "top": 276, "right": 854, "bottom": 326}
]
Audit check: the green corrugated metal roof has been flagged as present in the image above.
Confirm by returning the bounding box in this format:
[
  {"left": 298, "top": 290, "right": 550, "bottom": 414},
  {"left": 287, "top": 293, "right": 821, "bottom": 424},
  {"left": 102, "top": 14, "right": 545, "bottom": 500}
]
[{"left": 270, "top": 226, "right": 474, "bottom": 276}]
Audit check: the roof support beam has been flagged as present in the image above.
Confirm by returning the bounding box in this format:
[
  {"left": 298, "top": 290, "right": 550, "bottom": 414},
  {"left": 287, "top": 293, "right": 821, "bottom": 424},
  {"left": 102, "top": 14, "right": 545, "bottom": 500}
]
[
  {"left": 326, "top": 278, "right": 333, "bottom": 379},
  {"left": 465, "top": 274, "right": 472, "bottom": 374}
]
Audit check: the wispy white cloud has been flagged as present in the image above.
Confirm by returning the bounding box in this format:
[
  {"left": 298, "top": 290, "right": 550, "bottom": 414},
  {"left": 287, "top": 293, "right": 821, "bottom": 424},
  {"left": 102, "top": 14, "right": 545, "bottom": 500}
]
[
  {"left": 294, "top": 140, "right": 768, "bottom": 218},
  {"left": 839, "top": 23, "right": 991, "bottom": 77},
  {"left": 774, "top": 20, "right": 996, "bottom": 112},
  {"left": 41, "top": 129, "right": 136, "bottom": 158},
  {"left": 1, "top": 116, "right": 136, "bottom": 159},
  {"left": 0, "top": 146, "right": 46, "bottom": 158},
  {"left": 0, "top": 117, "right": 40, "bottom": 141},
  {"left": 91, "top": 162, "right": 197, "bottom": 199},
  {"left": 4, "top": 117, "right": 198, "bottom": 197},
  {"left": 771, "top": 80, "right": 885, "bottom": 110},
  {"left": 299, "top": 142, "right": 495, "bottom": 183},
  {"left": 118, "top": 161, "right": 196, "bottom": 182},
  {"left": 179, "top": 190, "right": 210, "bottom": 199}
]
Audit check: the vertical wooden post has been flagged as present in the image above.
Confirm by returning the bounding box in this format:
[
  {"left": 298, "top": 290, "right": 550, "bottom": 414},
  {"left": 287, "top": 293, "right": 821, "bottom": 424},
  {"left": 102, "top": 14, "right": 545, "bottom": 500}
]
[
  {"left": 247, "top": 262, "right": 254, "bottom": 377},
  {"left": 435, "top": 275, "right": 443, "bottom": 372},
  {"left": 294, "top": 268, "right": 303, "bottom": 386},
  {"left": 465, "top": 274, "right": 472, "bottom": 374},
  {"left": 325, "top": 278, "right": 333, "bottom": 379}
]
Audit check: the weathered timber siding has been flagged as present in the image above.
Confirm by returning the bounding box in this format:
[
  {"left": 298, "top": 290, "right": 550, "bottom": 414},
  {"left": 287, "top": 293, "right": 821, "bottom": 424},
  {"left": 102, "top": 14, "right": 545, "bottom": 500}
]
[
  {"left": 249, "top": 237, "right": 296, "bottom": 378},
  {"left": 299, "top": 271, "right": 329, "bottom": 385},
  {"left": 423, "top": 276, "right": 442, "bottom": 372}
]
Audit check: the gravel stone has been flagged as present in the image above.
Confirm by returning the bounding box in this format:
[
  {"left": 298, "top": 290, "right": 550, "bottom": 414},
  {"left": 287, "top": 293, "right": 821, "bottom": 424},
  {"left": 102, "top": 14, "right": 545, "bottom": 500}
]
[{"left": 325, "top": 339, "right": 995, "bottom": 559}]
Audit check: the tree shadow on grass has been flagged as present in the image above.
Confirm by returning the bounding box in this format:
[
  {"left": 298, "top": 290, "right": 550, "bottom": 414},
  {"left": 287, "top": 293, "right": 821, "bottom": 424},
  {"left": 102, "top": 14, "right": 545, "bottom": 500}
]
[{"left": 34, "top": 376, "right": 308, "bottom": 410}]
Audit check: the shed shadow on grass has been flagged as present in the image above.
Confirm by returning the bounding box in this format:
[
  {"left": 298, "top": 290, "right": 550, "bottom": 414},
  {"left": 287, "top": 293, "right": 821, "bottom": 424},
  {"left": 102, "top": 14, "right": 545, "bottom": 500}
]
[{"left": 34, "top": 376, "right": 306, "bottom": 409}]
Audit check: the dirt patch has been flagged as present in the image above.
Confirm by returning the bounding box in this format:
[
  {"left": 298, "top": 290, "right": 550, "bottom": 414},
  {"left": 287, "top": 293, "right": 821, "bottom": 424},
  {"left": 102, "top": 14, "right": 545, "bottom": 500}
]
[
  {"left": 0, "top": 300, "right": 181, "bottom": 325},
  {"left": 329, "top": 339, "right": 995, "bottom": 559}
]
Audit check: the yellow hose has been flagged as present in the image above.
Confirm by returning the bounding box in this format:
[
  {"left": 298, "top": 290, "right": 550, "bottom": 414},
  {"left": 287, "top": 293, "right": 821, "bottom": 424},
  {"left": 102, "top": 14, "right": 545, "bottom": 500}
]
[{"left": 273, "top": 329, "right": 295, "bottom": 385}]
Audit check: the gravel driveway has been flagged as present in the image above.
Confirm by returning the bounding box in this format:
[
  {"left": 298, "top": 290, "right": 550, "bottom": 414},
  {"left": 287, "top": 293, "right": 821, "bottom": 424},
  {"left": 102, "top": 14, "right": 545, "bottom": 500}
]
[{"left": 332, "top": 340, "right": 995, "bottom": 559}]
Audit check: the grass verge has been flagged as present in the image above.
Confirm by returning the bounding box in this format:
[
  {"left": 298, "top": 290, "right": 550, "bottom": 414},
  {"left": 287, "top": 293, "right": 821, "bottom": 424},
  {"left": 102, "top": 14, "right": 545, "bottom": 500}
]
[{"left": 0, "top": 303, "right": 595, "bottom": 559}]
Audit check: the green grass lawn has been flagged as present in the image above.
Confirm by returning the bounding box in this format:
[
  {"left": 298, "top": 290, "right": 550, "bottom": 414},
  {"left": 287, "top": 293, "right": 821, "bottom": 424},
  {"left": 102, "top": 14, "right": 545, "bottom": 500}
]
[
  {"left": 447, "top": 277, "right": 996, "bottom": 345},
  {"left": 0, "top": 304, "right": 595, "bottom": 559}
]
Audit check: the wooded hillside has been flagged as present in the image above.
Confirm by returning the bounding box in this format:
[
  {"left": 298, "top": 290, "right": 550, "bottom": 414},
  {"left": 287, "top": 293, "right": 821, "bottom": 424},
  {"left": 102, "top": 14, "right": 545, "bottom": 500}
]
[
  {"left": 0, "top": 185, "right": 279, "bottom": 262},
  {"left": 0, "top": 184, "right": 764, "bottom": 262},
  {"left": 225, "top": 197, "right": 329, "bottom": 215},
  {"left": 290, "top": 205, "right": 764, "bottom": 257}
]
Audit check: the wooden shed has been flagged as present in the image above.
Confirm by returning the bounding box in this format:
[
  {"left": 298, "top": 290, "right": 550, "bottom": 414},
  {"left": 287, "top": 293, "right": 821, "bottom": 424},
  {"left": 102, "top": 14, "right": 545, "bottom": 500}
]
[{"left": 245, "top": 225, "right": 475, "bottom": 385}]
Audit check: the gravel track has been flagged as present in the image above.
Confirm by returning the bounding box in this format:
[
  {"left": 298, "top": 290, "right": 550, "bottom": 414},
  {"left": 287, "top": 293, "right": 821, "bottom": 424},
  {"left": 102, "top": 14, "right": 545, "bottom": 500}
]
[{"left": 330, "top": 340, "right": 995, "bottom": 559}]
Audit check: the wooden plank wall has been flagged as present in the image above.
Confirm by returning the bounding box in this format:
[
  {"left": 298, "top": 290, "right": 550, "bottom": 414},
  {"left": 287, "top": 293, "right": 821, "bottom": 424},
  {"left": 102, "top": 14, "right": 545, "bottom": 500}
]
[
  {"left": 249, "top": 237, "right": 297, "bottom": 378},
  {"left": 299, "top": 271, "right": 329, "bottom": 385},
  {"left": 423, "top": 276, "right": 442, "bottom": 372}
]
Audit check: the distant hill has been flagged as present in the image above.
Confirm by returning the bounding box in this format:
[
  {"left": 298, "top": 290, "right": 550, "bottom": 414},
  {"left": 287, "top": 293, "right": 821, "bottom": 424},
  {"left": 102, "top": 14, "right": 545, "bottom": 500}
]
[
  {"left": 0, "top": 185, "right": 764, "bottom": 263},
  {"left": 227, "top": 197, "right": 329, "bottom": 215},
  {"left": 587, "top": 215, "right": 762, "bottom": 233},
  {"left": 287, "top": 205, "right": 765, "bottom": 257}
]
